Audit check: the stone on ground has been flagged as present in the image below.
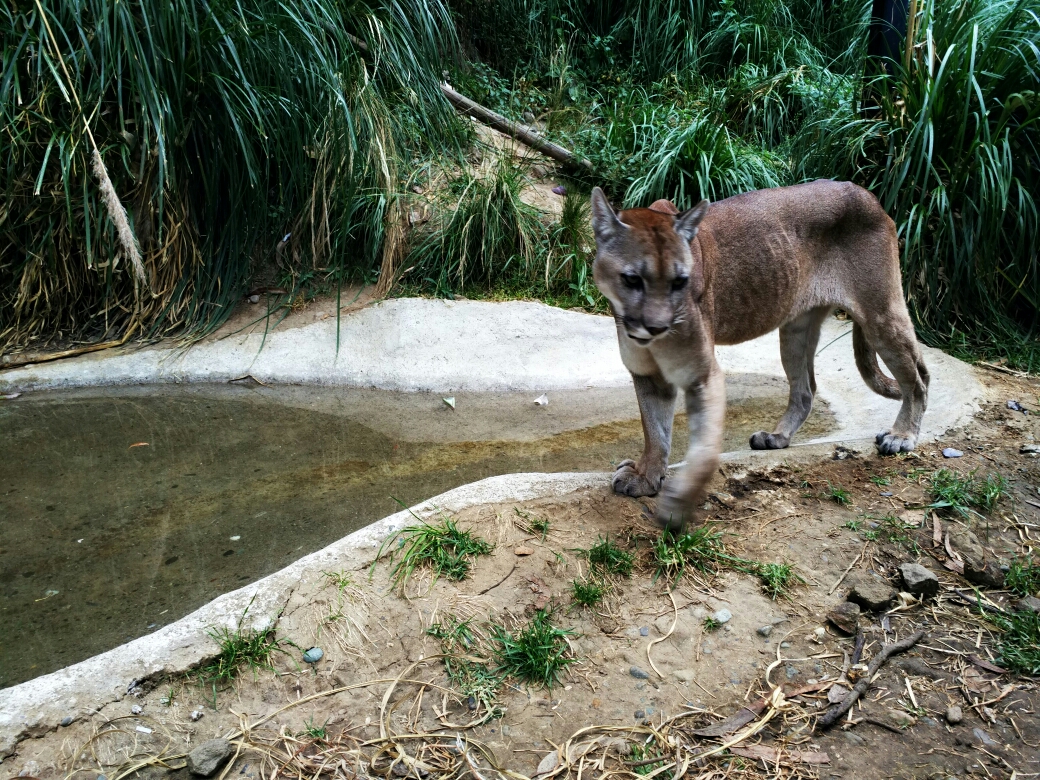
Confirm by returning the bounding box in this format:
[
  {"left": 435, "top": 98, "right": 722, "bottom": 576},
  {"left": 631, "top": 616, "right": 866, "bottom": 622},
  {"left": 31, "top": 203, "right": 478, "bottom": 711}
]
[
  {"left": 899, "top": 563, "right": 940, "bottom": 598},
  {"left": 847, "top": 574, "right": 896, "bottom": 612},
  {"left": 187, "top": 739, "right": 234, "bottom": 777},
  {"left": 827, "top": 601, "right": 861, "bottom": 634}
]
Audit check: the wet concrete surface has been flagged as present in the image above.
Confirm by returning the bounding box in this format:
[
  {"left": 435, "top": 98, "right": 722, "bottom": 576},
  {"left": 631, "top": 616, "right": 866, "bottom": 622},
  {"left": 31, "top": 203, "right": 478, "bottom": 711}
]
[{"left": 0, "top": 379, "right": 833, "bottom": 688}]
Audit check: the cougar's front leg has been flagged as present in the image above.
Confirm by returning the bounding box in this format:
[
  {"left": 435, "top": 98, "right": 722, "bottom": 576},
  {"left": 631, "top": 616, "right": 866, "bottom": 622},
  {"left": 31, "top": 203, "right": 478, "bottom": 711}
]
[
  {"left": 654, "top": 362, "right": 726, "bottom": 531},
  {"left": 612, "top": 373, "right": 677, "bottom": 497}
]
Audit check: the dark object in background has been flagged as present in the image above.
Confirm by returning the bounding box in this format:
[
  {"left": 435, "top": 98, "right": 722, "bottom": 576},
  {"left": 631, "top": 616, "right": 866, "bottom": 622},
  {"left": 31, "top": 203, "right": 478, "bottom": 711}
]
[{"left": 867, "top": 0, "right": 909, "bottom": 72}]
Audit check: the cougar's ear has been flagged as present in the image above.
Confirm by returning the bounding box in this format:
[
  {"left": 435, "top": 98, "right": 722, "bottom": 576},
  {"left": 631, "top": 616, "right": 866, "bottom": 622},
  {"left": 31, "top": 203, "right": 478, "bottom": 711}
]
[
  {"left": 590, "top": 187, "right": 626, "bottom": 243},
  {"left": 675, "top": 199, "right": 709, "bottom": 242}
]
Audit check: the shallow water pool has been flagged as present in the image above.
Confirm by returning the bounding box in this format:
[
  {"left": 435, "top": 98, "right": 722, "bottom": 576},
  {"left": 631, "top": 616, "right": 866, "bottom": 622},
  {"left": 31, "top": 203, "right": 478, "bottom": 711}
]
[{"left": 0, "top": 379, "right": 834, "bottom": 687}]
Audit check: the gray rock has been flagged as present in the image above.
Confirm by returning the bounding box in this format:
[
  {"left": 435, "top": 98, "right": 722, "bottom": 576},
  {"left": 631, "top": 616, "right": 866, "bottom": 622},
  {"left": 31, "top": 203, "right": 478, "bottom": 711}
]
[
  {"left": 60, "top": 716, "right": 73, "bottom": 727},
  {"left": 827, "top": 601, "right": 862, "bottom": 634},
  {"left": 785, "top": 665, "right": 800, "bottom": 679},
  {"left": 302, "top": 647, "right": 323, "bottom": 664},
  {"left": 756, "top": 625, "right": 773, "bottom": 638},
  {"left": 899, "top": 563, "right": 940, "bottom": 598},
  {"left": 942, "top": 448, "right": 963, "bottom": 458},
  {"left": 186, "top": 739, "right": 234, "bottom": 777},
  {"left": 131, "top": 704, "right": 143, "bottom": 715},
  {"left": 1016, "top": 595, "right": 1040, "bottom": 613},
  {"left": 639, "top": 626, "right": 650, "bottom": 637},
  {"left": 780, "top": 641, "right": 791, "bottom": 649},
  {"left": 973, "top": 728, "right": 998, "bottom": 747},
  {"left": 847, "top": 574, "right": 896, "bottom": 611},
  {"left": 842, "top": 731, "right": 867, "bottom": 746},
  {"left": 634, "top": 710, "right": 645, "bottom": 720},
  {"left": 673, "top": 669, "right": 697, "bottom": 683},
  {"left": 629, "top": 666, "right": 650, "bottom": 680},
  {"left": 712, "top": 608, "right": 732, "bottom": 624},
  {"left": 946, "top": 705, "right": 963, "bottom": 724},
  {"left": 948, "top": 527, "right": 1004, "bottom": 588}
]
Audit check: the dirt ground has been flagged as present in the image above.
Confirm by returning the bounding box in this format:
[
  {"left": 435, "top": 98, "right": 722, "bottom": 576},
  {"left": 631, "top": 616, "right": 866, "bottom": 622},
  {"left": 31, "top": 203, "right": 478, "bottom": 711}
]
[{"left": 5, "top": 367, "right": 1040, "bottom": 780}]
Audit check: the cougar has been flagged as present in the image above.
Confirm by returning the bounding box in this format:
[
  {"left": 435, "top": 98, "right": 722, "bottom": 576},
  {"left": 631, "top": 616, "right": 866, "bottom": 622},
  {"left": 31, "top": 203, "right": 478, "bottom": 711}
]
[{"left": 590, "top": 179, "right": 929, "bottom": 530}]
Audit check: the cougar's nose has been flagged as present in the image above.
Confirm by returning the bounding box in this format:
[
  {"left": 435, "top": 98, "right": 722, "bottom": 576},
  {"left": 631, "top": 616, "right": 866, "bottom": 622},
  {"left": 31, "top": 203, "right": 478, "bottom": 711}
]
[{"left": 645, "top": 324, "right": 668, "bottom": 336}]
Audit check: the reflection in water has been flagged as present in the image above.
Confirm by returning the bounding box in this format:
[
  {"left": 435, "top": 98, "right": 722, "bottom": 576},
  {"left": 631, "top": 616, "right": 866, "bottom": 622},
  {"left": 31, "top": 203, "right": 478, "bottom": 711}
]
[{"left": 0, "top": 382, "right": 834, "bottom": 688}]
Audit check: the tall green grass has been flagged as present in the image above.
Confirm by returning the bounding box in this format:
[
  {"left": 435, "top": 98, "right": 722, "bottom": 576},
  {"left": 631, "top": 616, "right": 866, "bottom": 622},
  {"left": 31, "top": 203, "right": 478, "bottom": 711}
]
[{"left": 1, "top": 0, "right": 459, "bottom": 352}]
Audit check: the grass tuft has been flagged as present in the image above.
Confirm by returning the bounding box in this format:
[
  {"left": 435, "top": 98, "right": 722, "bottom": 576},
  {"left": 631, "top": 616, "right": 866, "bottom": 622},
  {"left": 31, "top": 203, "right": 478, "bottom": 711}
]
[
  {"left": 1005, "top": 557, "right": 1040, "bottom": 598},
  {"left": 826, "top": 483, "right": 852, "bottom": 506},
  {"left": 584, "top": 536, "right": 635, "bottom": 577},
  {"left": 199, "top": 627, "right": 284, "bottom": 687},
  {"left": 928, "top": 469, "right": 1008, "bottom": 518},
  {"left": 992, "top": 609, "right": 1040, "bottom": 676},
  {"left": 378, "top": 518, "right": 493, "bottom": 590},
  {"left": 491, "top": 609, "right": 576, "bottom": 688},
  {"left": 570, "top": 578, "right": 605, "bottom": 609},
  {"left": 757, "top": 562, "right": 802, "bottom": 600}
]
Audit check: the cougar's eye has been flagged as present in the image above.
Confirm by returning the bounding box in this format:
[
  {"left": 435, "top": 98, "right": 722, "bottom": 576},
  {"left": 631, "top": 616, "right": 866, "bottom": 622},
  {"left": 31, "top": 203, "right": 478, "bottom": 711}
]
[
  {"left": 621, "top": 273, "right": 643, "bottom": 290},
  {"left": 671, "top": 276, "right": 689, "bottom": 292}
]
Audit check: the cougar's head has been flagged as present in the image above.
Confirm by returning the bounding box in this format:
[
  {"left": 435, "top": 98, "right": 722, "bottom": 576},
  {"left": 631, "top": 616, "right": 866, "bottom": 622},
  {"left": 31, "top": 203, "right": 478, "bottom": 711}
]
[{"left": 590, "top": 187, "right": 709, "bottom": 346}]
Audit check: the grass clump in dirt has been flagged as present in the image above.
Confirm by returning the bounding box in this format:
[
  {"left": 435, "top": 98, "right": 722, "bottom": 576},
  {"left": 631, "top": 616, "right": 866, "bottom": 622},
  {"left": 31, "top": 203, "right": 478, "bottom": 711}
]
[
  {"left": 491, "top": 609, "right": 576, "bottom": 688},
  {"left": 584, "top": 536, "right": 635, "bottom": 577},
  {"left": 653, "top": 527, "right": 727, "bottom": 584},
  {"left": 992, "top": 610, "right": 1040, "bottom": 676},
  {"left": 826, "top": 483, "right": 852, "bottom": 506},
  {"left": 514, "top": 507, "right": 550, "bottom": 540},
  {"left": 427, "top": 614, "right": 501, "bottom": 715},
  {"left": 928, "top": 468, "right": 1008, "bottom": 517},
  {"left": 570, "top": 578, "right": 605, "bottom": 609},
  {"left": 378, "top": 518, "right": 493, "bottom": 589},
  {"left": 199, "top": 627, "right": 285, "bottom": 687},
  {"left": 1005, "top": 556, "right": 1040, "bottom": 598},
  {"left": 858, "top": 514, "right": 922, "bottom": 553},
  {"left": 702, "top": 616, "right": 722, "bottom": 632},
  {"left": 757, "top": 563, "right": 802, "bottom": 600}
]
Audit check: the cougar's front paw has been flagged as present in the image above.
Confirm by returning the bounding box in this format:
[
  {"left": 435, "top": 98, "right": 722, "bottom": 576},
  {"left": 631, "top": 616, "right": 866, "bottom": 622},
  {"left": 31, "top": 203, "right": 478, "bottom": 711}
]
[
  {"left": 611, "top": 459, "right": 665, "bottom": 497},
  {"left": 749, "top": 431, "right": 791, "bottom": 450},
  {"left": 653, "top": 489, "right": 693, "bottom": 533},
  {"left": 875, "top": 431, "right": 917, "bottom": 455}
]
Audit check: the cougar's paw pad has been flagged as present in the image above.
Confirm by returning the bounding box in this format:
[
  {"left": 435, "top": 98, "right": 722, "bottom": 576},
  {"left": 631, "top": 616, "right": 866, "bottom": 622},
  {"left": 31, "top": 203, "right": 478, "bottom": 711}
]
[
  {"left": 875, "top": 431, "right": 916, "bottom": 455},
  {"left": 749, "top": 431, "right": 790, "bottom": 450},
  {"left": 611, "top": 463, "right": 663, "bottom": 497}
]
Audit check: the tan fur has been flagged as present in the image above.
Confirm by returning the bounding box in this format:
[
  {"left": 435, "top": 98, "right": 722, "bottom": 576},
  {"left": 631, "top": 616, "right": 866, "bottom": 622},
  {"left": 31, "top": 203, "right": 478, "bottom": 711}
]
[{"left": 590, "top": 180, "right": 930, "bottom": 530}]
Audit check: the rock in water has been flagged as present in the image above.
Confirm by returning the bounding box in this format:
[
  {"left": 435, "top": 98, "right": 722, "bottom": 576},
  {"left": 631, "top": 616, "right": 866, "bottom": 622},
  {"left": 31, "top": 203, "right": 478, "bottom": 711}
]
[
  {"left": 847, "top": 574, "right": 896, "bottom": 611},
  {"left": 187, "top": 739, "right": 234, "bottom": 777},
  {"left": 899, "top": 563, "right": 940, "bottom": 598},
  {"left": 827, "top": 601, "right": 861, "bottom": 634}
]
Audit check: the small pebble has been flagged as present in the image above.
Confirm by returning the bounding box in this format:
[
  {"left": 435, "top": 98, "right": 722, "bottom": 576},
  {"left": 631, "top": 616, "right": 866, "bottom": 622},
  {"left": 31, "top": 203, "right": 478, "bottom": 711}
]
[
  {"left": 780, "top": 641, "right": 791, "bottom": 648},
  {"left": 945, "top": 705, "right": 963, "bottom": 724},
  {"left": 712, "top": 608, "right": 732, "bottom": 624},
  {"left": 629, "top": 666, "right": 650, "bottom": 679},
  {"left": 190, "top": 710, "right": 204, "bottom": 722},
  {"left": 551, "top": 185, "right": 566, "bottom": 196},
  {"left": 880, "top": 491, "right": 893, "bottom": 497},
  {"left": 60, "top": 716, "right": 73, "bottom": 727},
  {"left": 247, "top": 294, "right": 260, "bottom": 304},
  {"left": 131, "top": 705, "right": 143, "bottom": 715},
  {"left": 634, "top": 710, "right": 645, "bottom": 720},
  {"left": 1007, "top": 399, "right": 1025, "bottom": 412},
  {"left": 302, "top": 647, "right": 324, "bottom": 664},
  {"left": 756, "top": 625, "right": 773, "bottom": 638},
  {"left": 639, "top": 626, "right": 649, "bottom": 637},
  {"left": 973, "top": 727, "right": 998, "bottom": 747},
  {"left": 812, "top": 626, "right": 826, "bottom": 641},
  {"left": 942, "top": 447, "right": 963, "bottom": 458}
]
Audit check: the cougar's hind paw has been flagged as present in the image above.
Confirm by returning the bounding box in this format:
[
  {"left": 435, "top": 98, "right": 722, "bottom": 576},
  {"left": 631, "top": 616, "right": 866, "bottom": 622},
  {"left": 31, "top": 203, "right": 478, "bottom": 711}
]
[
  {"left": 875, "top": 431, "right": 916, "bottom": 455},
  {"left": 611, "top": 461, "right": 664, "bottom": 497},
  {"left": 749, "top": 431, "right": 791, "bottom": 450}
]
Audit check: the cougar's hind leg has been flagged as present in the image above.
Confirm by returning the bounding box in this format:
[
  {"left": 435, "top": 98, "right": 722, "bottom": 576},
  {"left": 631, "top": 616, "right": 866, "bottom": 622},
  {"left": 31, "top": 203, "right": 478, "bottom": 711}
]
[
  {"left": 750, "top": 307, "right": 829, "bottom": 450},
  {"left": 869, "top": 313, "right": 930, "bottom": 455},
  {"left": 613, "top": 373, "right": 678, "bottom": 497}
]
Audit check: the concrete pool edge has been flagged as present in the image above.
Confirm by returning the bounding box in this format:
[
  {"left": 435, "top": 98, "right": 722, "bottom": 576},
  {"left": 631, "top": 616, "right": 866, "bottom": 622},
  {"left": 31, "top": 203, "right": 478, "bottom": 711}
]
[{"left": 1, "top": 441, "right": 865, "bottom": 758}]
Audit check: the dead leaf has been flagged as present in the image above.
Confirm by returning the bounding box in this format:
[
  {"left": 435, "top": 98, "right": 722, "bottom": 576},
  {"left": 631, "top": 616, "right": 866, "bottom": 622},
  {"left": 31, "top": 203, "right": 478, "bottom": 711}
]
[
  {"left": 128, "top": 442, "right": 150, "bottom": 449},
  {"left": 534, "top": 750, "right": 558, "bottom": 776},
  {"left": 827, "top": 684, "right": 850, "bottom": 704},
  {"left": 961, "top": 667, "right": 988, "bottom": 693},
  {"left": 968, "top": 655, "right": 1007, "bottom": 675}
]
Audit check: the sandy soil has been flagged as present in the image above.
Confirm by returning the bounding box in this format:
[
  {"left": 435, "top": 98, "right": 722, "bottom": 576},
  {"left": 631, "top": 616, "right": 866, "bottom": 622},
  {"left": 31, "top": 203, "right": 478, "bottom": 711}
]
[{"left": 5, "top": 368, "right": 1039, "bottom": 780}]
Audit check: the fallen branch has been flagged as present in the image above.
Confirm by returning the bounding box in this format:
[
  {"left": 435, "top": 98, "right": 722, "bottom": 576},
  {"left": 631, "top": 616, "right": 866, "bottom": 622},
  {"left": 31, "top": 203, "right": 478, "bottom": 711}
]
[
  {"left": 440, "top": 84, "right": 592, "bottom": 171},
  {"left": 817, "top": 630, "right": 926, "bottom": 729}
]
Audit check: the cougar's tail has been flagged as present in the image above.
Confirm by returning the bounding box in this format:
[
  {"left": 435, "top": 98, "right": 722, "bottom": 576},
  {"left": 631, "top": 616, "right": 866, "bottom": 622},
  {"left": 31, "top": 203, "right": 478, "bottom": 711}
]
[{"left": 852, "top": 321, "right": 902, "bottom": 400}]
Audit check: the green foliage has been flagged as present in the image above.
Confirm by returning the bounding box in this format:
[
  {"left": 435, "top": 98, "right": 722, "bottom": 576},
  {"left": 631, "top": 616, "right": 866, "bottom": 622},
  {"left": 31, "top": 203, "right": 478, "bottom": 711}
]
[
  {"left": 702, "top": 616, "right": 721, "bottom": 632},
  {"left": 427, "top": 614, "right": 501, "bottom": 714},
  {"left": 491, "top": 609, "right": 576, "bottom": 688},
  {"left": 989, "top": 609, "right": 1040, "bottom": 675},
  {"left": 826, "top": 483, "right": 852, "bottom": 506},
  {"left": 584, "top": 536, "right": 636, "bottom": 577},
  {"left": 378, "top": 518, "right": 493, "bottom": 589},
  {"left": 1005, "top": 556, "right": 1040, "bottom": 597},
  {"left": 928, "top": 468, "right": 1008, "bottom": 517},
  {"left": 857, "top": 513, "right": 922, "bottom": 552},
  {"left": 570, "top": 578, "right": 606, "bottom": 608},
  {"left": 199, "top": 627, "right": 284, "bottom": 686},
  {"left": 1, "top": 0, "right": 460, "bottom": 352},
  {"left": 757, "top": 562, "right": 801, "bottom": 599}
]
